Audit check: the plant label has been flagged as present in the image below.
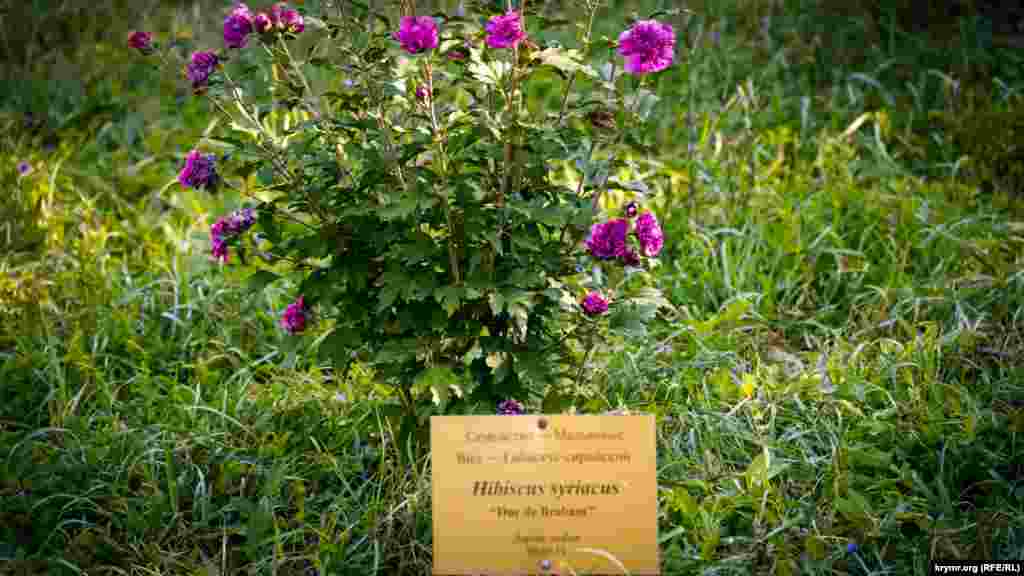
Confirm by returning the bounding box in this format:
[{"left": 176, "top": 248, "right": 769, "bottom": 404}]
[{"left": 431, "top": 414, "right": 659, "bottom": 575}]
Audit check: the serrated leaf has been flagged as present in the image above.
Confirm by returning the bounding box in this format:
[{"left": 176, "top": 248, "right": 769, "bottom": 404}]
[
  {"left": 631, "top": 286, "right": 673, "bottom": 310},
  {"left": 468, "top": 59, "right": 509, "bottom": 86},
  {"left": 434, "top": 286, "right": 462, "bottom": 318},
  {"left": 535, "top": 47, "right": 597, "bottom": 78},
  {"left": 246, "top": 270, "right": 280, "bottom": 293}
]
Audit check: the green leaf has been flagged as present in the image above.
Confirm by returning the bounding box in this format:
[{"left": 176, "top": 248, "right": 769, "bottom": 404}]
[
  {"left": 694, "top": 298, "right": 752, "bottom": 335},
  {"left": 246, "top": 270, "right": 280, "bottom": 293},
  {"left": 835, "top": 495, "right": 866, "bottom": 521},
  {"left": 744, "top": 450, "right": 769, "bottom": 489},
  {"left": 258, "top": 206, "right": 281, "bottom": 243},
  {"left": 542, "top": 388, "right": 572, "bottom": 413},
  {"left": 847, "top": 446, "right": 893, "bottom": 471},
  {"left": 434, "top": 286, "right": 462, "bottom": 318},
  {"left": 467, "top": 59, "right": 509, "bottom": 86},
  {"left": 629, "top": 287, "right": 674, "bottom": 311},
  {"left": 535, "top": 47, "right": 597, "bottom": 78},
  {"left": 669, "top": 488, "right": 698, "bottom": 518},
  {"left": 711, "top": 369, "right": 735, "bottom": 401},
  {"left": 318, "top": 325, "right": 359, "bottom": 369},
  {"left": 609, "top": 302, "right": 656, "bottom": 335},
  {"left": 413, "top": 365, "right": 460, "bottom": 409},
  {"left": 700, "top": 526, "right": 720, "bottom": 560}
]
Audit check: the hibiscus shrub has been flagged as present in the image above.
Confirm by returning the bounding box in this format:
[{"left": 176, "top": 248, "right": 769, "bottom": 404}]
[{"left": 133, "top": 1, "right": 681, "bottom": 446}]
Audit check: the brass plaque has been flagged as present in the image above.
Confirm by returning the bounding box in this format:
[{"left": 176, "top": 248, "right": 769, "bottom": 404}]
[{"left": 431, "top": 415, "right": 659, "bottom": 575}]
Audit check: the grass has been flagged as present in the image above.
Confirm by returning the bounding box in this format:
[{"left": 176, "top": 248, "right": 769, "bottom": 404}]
[{"left": 2, "top": 0, "right": 1024, "bottom": 574}]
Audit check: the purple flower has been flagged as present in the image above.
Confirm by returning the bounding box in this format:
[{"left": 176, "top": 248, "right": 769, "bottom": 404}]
[
  {"left": 128, "top": 31, "right": 154, "bottom": 55},
  {"left": 581, "top": 291, "right": 609, "bottom": 316},
  {"left": 185, "top": 51, "right": 219, "bottom": 91},
  {"left": 254, "top": 12, "right": 273, "bottom": 34},
  {"left": 223, "top": 3, "right": 254, "bottom": 48},
  {"left": 211, "top": 241, "right": 229, "bottom": 263},
  {"left": 485, "top": 11, "right": 526, "bottom": 49},
  {"left": 16, "top": 161, "right": 32, "bottom": 176},
  {"left": 497, "top": 399, "right": 525, "bottom": 415},
  {"left": 178, "top": 149, "right": 218, "bottom": 190},
  {"left": 634, "top": 211, "right": 663, "bottom": 257},
  {"left": 585, "top": 219, "right": 629, "bottom": 260},
  {"left": 209, "top": 217, "right": 230, "bottom": 261},
  {"left": 281, "top": 296, "right": 310, "bottom": 334},
  {"left": 394, "top": 16, "right": 439, "bottom": 54},
  {"left": 617, "top": 20, "right": 676, "bottom": 75},
  {"left": 208, "top": 208, "right": 255, "bottom": 263},
  {"left": 415, "top": 84, "right": 429, "bottom": 102},
  {"left": 846, "top": 543, "right": 858, "bottom": 554},
  {"left": 280, "top": 8, "right": 304, "bottom": 33},
  {"left": 226, "top": 207, "right": 256, "bottom": 234},
  {"left": 624, "top": 201, "right": 638, "bottom": 218}
]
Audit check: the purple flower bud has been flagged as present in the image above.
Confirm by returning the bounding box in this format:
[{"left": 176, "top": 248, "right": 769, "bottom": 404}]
[
  {"left": 446, "top": 46, "right": 469, "bottom": 61},
  {"left": 16, "top": 161, "right": 32, "bottom": 176},
  {"left": 254, "top": 12, "right": 273, "bottom": 34},
  {"left": 128, "top": 31, "right": 155, "bottom": 55},
  {"left": 394, "top": 16, "right": 439, "bottom": 54},
  {"left": 281, "top": 296, "right": 310, "bottom": 334},
  {"left": 185, "top": 51, "right": 219, "bottom": 91},
  {"left": 211, "top": 236, "right": 229, "bottom": 263},
  {"left": 415, "top": 84, "right": 429, "bottom": 102},
  {"left": 497, "top": 399, "right": 525, "bottom": 415},
  {"left": 280, "top": 9, "right": 304, "bottom": 33},
  {"left": 581, "top": 291, "right": 609, "bottom": 316},
  {"left": 624, "top": 201, "right": 638, "bottom": 218},
  {"left": 846, "top": 543, "right": 858, "bottom": 554}
]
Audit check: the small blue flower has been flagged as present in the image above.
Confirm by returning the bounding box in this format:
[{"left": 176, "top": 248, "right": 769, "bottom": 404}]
[
  {"left": 16, "top": 161, "right": 32, "bottom": 176},
  {"left": 847, "top": 542, "right": 858, "bottom": 554}
]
